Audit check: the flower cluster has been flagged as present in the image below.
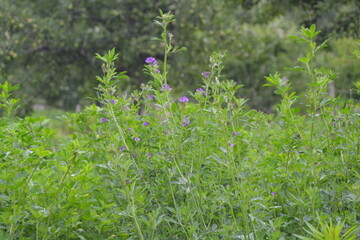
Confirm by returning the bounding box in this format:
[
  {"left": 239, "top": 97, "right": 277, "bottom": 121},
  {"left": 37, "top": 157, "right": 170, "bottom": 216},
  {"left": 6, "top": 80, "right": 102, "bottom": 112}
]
[
  {"left": 142, "top": 121, "right": 150, "bottom": 126},
  {"left": 196, "top": 88, "right": 206, "bottom": 96},
  {"left": 161, "top": 84, "right": 172, "bottom": 91},
  {"left": 179, "top": 96, "right": 189, "bottom": 103},
  {"left": 145, "top": 57, "right": 158, "bottom": 67},
  {"left": 196, "top": 88, "right": 205, "bottom": 93},
  {"left": 100, "top": 117, "right": 109, "bottom": 123},
  {"left": 182, "top": 117, "right": 190, "bottom": 127},
  {"left": 201, "top": 71, "right": 210, "bottom": 78}
]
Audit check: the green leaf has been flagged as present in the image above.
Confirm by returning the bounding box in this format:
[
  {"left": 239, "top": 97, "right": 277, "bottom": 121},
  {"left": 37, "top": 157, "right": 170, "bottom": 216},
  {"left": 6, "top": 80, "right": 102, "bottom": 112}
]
[
  {"left": 289, "top": 35, "right": 307, "bottom": 43},
  {"left": 315, "top": 39, "right": 330, "bottom": 52}
]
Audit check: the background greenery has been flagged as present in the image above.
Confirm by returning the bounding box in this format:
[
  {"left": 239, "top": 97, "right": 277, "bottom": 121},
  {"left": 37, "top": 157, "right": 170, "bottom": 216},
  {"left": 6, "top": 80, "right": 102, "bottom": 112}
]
[{"left": 1, "top": 0, "right": 359, "bottom": 114}]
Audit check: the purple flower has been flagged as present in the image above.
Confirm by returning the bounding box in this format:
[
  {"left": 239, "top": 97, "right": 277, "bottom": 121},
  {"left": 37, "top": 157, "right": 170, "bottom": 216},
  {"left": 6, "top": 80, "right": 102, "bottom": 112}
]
[
  {"left": 232, "top": 131, "right": 237, "bottom": 136},
  {"left": 168, "top": 32, "right": 173, "bottom": 38},
  {"left": 109, "top": 99, "right": 117, "bottom": 104},
  {"left": 126, "top": 179, "right": 132, "bottom": 184},
  {"left": 271, "top": 191, "right": 276, "bottom": 196},
  {"left": 134, "top": 137, "right": 140, "bottom": 142},
  {"left": 147, "top": 94, "right": 155, "bottom": 100},
  {"left": 201, "top": 71, "right": 210, "bottom": 78},
  {"left": 358, "top": 231, "right": 360, "bottom": 237},
  {"left": 228, "top": 143, "right": 234, "bottom": 147},
  {"left": 196, "top": 88, "right": 207, "bottom": 96},
  {"left": 142, "top": 121, "right": 150, "bottom": 126},
  {"left": 155, "top": 69, "right": 161, "bottom": 73},
  {"left": 145, "top": 57, "right": 158, "bottom": 66},
  {"left": 182, "top": 117, "right": 190, "bottom": 127},
  {"left": 161, "top": 84, "right": 172, "bottom": 91},
  {"left": 100, "top": 117, "right": 109, "bottom": 123},
  {"left": 179, "top": 96, "right": 189, "bottom": 103},
  {"left": 147, "top": 153, "right": 153, "bottom": 158},
  {"left": 128, "top": 127, "right": 133, "bottom": 131},
  {"left": 120, "top": 146, "right": 126, "bottom": 151}
]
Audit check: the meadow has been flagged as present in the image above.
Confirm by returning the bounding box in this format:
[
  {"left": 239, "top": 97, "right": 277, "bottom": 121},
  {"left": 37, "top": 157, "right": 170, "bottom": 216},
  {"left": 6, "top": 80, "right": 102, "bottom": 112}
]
[{"left": 1, "top": 11, "right": 359, "bottom": 239}]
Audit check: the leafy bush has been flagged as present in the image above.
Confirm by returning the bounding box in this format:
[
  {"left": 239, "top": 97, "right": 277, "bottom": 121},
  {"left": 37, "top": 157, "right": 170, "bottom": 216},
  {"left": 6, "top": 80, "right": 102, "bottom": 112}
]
[{"left": 1, "top": 11, "right": 359, "bottom": 240}]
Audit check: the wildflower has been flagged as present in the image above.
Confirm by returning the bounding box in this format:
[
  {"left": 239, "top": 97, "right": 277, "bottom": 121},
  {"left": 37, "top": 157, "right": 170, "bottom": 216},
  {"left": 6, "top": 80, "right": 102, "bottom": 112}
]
[
  {"left": 145, "top": 57, "right": 158, "bottom": 66},
  {"left": 271, "top": 191, "right": 275, "bottom": 196},
  {"left": 100, "top": 117, "right": 109, "bottom": 123},
  {"left": 196, "top": 88, "right": 207, "bottom": 96},
  {"left": 147, "top": 94, "right": 155, "bottom": 100},
  {"left": 147, "top": 153, "right": 153, "bottom": 158},
  {"left": 134, "top": 137, "right": 140, "bottom": 142},
  {"left": 161, "top": 84, "right": 172, "bottom": 91},
  {"left": 182, "top": 117, "right": 190, "bottom": 127},
  {"left": 126, "top": 179, "right": 132, "bottom": 184},
  {"left": 142, "top": 121, "right": 150, "bottom": 126},
  {"left": 168, "top": 32, "right": 173, "bottom": 38},
  {"left": 155, "top": 69, "right": 161, "bottom": 73},
  {"left": 120, "top": 146, "right": 126, "bottom": 151},
  {"left": 201, "top": 71, "right": 210, "bottom": 78},
  {"left": 228, "top": 143, "right": 234, "bottom": 147},
  {"left": 109, "top": 99, "right": 117, "bottom": 104},
  {"left": 232, "top": 131, "right": 237, "bottom": 136},
  {"left": 179, "top": 96, "right": 189, "bottom": 103},
  {"left": 196, "top": 88, "right": 205, "bottom": 93},
  {"left": 128, "top": 127, "right": 133, "bottom": 131}
]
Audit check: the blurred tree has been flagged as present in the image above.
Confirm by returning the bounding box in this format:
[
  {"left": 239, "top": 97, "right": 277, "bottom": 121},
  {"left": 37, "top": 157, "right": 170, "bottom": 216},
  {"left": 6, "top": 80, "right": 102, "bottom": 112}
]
[{"left": 0, "top": 0, "right": 359, "bottom": 114}]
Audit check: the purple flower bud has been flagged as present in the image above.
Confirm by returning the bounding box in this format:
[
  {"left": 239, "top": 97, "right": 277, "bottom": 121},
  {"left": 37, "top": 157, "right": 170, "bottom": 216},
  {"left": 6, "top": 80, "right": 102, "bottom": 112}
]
[
  {"left": 109, "top": 99, "right": 117, "bottom": 104},
  {"left": 179, "top": 96, "right": 189, "bottom": 103},
  {"left": 126, "top": 179, "right": 132, "bottom": 184},
  {"left": 182, "top": 117, "right": 190, "bottom": 127},
  {"left": 147, "top": 94, "right": 155, "bottom": 100},
  {"left": 147, "top": 153, "right": 153, "bottom": 158},
  {"left": 271, "top": 191, "right": 276, "bottom": 196},
  {"left": 134, "top": 137, "right": 140, "bottom": 142},
  {"left": 142, "top": 121, "right": 150, "bottom": 126},
  {"left": 228, "top": 143, "right": 234, "bottom": 147},
  {"left": 196, "top": 88, "right": 205, "bottom": 93},
  {"left": 161, "top": 84, "right": 172, "bottom": 91},
  {"left": 128, "top": 127, "right": 133, "bottom": 131},
  {"left": 232, "top": 131, "right": 237, "bottom": 136},
  {"left": 100, "top": 117, "right": 109, "bottom": 123},
  {"left": 201, "top": 71, "right": 210, "bottom": 78},
  {"left": 145, "top": 57, "right": 158, "bottom": 66},
  {"left": 120, "top": 146, "right": 126, "bottom": 151}
]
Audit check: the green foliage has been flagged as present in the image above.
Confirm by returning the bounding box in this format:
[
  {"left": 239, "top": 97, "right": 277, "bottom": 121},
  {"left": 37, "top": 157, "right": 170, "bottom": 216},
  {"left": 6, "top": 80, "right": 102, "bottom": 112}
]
[
  {"left": 1, "top": 15, "right": 360, "bottom": 240},
  {"left": 295, "top": 215, "right": 359, "bottom": 240},
  {"left": 0, "top": 81, "right": 20, "bottom": 118}
]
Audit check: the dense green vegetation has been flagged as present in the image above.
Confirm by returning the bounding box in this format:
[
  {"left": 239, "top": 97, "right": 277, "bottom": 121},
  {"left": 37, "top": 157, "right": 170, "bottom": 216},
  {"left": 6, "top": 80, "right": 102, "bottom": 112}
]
[
  {"left": 1, "top": 11, "right": 360, "bottom": 239},
  {"left": 1, "top": 0, "right": 359, "bottom": 113}
]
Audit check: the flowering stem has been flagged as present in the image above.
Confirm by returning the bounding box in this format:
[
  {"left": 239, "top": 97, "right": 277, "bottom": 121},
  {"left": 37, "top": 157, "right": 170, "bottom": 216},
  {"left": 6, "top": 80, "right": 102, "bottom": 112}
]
[{"left": 107, "top": 102, "right": 129, "bottom": 150}]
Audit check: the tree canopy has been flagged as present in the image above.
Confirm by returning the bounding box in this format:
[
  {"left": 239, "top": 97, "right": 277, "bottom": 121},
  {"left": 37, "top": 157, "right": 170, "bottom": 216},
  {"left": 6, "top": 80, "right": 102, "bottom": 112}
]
[{"left": 1, "top": 0, "right": 359, "bottom": 113}]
